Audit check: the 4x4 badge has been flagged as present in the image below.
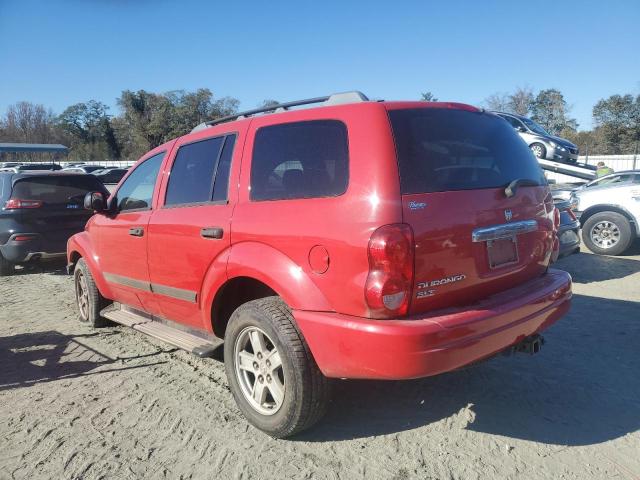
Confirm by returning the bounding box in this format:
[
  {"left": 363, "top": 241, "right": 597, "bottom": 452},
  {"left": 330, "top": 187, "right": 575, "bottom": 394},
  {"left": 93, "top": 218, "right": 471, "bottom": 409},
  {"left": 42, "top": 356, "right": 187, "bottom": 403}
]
[{"left": 504, "top": 209, "right": 513, "bottom": 221}]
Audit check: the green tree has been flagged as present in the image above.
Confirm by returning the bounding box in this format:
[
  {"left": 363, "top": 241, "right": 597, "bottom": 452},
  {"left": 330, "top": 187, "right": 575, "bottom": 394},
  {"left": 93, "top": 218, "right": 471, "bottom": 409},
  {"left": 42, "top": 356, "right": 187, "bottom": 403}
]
[
  {"left": 592, "top": 94, "right": 640, "bottom": 153},
  {"left": 420, "top": 91, "right": 438, "bottom": 102},
  {"left": 530, "top": 89, "right": 577, "bottom": 135},
  {"left": 57, "top": 100, "right": 120, "bottom": 160}
]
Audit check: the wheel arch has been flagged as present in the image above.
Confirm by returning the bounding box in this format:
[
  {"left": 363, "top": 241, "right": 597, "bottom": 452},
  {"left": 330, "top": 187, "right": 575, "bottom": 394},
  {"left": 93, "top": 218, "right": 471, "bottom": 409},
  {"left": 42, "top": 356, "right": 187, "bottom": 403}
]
[
  {"left": 204, "top": 242, "right": 333, "bottom": 338},
  {"left": 580, "top": 205, "right": 638, "bottom": 234},
  {"left": 67, "top": 232, "right": 115, "bottom": 299}
]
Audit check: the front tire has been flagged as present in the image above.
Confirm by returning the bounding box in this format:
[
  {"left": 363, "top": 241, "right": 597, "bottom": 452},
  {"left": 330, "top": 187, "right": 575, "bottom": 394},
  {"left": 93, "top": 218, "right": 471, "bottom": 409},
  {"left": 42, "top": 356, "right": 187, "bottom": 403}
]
[
  {"left": 0, "top": 253, "right": 14, "bottom": 276},
  {"left": 74, "top": 258, "right": 110, "bottom": 327},
  {"left": 530, "top": 143, "right": 547, "bottom": 159},
  {"left": 582, "top": 212, "right": 633, "bottom": 256},
  {"left": 224, "top": 297, "right": 330, "bottom": 438}
]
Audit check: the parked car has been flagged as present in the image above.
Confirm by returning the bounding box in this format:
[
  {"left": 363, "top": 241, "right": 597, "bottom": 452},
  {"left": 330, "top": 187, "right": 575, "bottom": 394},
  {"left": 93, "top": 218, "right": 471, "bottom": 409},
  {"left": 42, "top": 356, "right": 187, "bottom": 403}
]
[
  {"left": 571, "top": 170, "right": 640, "bottom": 255},
  {"left": 555, "top": 199, "right": 580, "bottom": 257},
  {"left": 62, "top": 165, "right": 105, "bottom": 174},
  {"left": 0, "top": 162, "right": 23, "bottom": 169},
  {"left": 554, "top": 171, "right": 638, "bottom": 202},
  {"left": 493, "top": 112, "right": 579, "bottom": 163},
  {"left": 0, "top": 172, "right": 109, "bottom": 275},
  {"left": 15, "top": 163, "right": 63, "bottom": 172},
  {"left": 93, "top": 168, "right": 128, "bottom": 184},
  {"left": 68, "top": 92, "right": 571, "bottom": 437}
]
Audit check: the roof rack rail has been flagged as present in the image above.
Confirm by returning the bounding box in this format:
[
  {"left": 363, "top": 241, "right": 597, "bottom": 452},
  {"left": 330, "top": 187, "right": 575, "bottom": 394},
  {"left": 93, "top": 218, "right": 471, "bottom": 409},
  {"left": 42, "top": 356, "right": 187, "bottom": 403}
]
[{"left": 192, "top": 91, "right": 368, "bottom": 133}]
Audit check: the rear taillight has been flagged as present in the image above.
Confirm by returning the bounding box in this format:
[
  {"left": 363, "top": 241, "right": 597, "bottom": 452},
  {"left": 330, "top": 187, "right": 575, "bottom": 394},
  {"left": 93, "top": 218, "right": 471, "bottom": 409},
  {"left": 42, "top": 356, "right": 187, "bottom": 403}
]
[
  {"left": 553, "top": 207, "right": 560, "bottom": 231},
  {"left": 5, "top": 199, "right": 43, "bottom": 209},
  {"left": 365, "top": 224, "right": 414, "bottom": 318},
  {"left": 565, "top": 208, "right": 577, "bottom": 222}
]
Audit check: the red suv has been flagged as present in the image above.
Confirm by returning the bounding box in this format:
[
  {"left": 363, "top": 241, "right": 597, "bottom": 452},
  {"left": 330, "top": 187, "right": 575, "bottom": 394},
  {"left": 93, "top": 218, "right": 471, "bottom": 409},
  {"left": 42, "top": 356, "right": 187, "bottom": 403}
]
[{"left": 68, "top": 92, "right": 572, "bottom": 437}]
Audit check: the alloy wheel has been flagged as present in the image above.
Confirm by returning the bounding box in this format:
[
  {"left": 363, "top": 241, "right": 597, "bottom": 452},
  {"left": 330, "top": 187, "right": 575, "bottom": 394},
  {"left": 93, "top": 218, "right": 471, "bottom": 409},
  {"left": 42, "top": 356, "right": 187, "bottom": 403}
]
[
  {"left": 234, "top": 326, "right": 285, "bottom": 415},
  {"left": 75, "top": 270, "right": 90, "bottom": 320},
  {"left": 590, "top": 221, "right": 620, "bottom": 249}
]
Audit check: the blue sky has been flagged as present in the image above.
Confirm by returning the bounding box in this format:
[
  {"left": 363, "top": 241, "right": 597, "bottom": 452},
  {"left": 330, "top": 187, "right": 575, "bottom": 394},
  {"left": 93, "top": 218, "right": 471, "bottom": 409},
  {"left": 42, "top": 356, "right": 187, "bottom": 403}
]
[{"left": 0, "top": 0, "right": 638, "bottom": 130}]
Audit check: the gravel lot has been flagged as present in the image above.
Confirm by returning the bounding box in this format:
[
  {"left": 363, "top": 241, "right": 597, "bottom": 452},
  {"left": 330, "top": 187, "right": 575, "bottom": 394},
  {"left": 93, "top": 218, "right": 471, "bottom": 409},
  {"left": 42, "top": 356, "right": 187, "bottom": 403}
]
[{"left": 1, "top": 245, "right": 639, "bottom": 480}]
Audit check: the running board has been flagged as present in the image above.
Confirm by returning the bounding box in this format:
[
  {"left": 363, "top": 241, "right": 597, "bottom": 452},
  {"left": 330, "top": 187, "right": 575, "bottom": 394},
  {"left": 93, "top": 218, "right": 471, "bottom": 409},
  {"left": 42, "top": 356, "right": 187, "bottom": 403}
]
[{"left": 100, "top": 305, "right": 222, "bottom": 358}]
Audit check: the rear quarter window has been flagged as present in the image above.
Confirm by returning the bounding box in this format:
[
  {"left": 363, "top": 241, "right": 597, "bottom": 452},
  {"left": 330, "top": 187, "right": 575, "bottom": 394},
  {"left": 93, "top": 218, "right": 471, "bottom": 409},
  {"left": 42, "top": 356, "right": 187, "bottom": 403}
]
[
  {"left": 389, "top": 109, "right": 546, "bottom": 194},
  {"left": 11, "top": 175, "right": 106, "bottom": 204},
  {"left": 250, "top": 120, "right": 349, "bottom": 201}
]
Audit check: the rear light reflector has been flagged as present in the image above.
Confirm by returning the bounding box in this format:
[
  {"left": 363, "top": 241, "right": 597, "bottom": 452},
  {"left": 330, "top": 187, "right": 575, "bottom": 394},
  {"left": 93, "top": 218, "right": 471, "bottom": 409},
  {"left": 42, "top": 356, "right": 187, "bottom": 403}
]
[
  {"left": 553, "top": 207, "right": 560, "bottom": 230},
  {"left": 5, "top": 199, "right": 43, "bottom": 209},
  {"left": 365, "top": 224, "right": 414, "bottom": 318},
  {"left": 13, "top": 235, "right": 34, "bottom": 242}
]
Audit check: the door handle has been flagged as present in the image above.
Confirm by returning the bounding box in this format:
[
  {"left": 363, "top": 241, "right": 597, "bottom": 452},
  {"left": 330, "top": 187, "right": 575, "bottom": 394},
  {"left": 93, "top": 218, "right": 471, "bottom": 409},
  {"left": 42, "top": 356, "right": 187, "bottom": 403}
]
[
  {"left": 129, "top": 227, "right": 144, "bottom": 237},
  {"left": 201, "top": 227, "right": 224, "bottom": 239}
]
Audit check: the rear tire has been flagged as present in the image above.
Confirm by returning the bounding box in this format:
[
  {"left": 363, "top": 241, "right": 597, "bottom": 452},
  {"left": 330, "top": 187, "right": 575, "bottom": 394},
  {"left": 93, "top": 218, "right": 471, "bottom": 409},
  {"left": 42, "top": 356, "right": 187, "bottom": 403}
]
[
  {"left": 0, "top": 253, "right": 14, "bottom": 276},
  {"left": 224, "top": 296, "right": 331, "bottom": 438},
  {"left": 530, "top": 143, "right": 547, "bottom": 159},
  {"left": 582, "top": 212, "right": 633, "bottom": 256},
  {"left": 74, "top": 258, "right": 110, "bottom": 327}
]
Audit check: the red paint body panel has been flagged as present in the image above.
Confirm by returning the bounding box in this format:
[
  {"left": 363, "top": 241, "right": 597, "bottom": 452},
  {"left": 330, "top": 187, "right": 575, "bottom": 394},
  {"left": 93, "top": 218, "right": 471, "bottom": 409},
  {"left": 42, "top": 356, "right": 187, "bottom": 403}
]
[
  {"left": 294, "top": 269, "right": 571, "bottom": 379},
  {"left": 231, "top": 103, "right": 401, "bottom": 317}
]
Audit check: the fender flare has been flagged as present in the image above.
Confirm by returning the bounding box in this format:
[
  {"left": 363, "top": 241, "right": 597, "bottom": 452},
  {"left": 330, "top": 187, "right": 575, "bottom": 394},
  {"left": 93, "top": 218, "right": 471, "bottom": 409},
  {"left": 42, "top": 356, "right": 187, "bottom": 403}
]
[
  {"left": 580, "top": 204, "right": 639, "bottom": 234},
  {"left": 201, "top": 241, "right": 332, "bottom": 320},
  {"left": 67, "top": 232, "right": 115, "bottom": 299}
]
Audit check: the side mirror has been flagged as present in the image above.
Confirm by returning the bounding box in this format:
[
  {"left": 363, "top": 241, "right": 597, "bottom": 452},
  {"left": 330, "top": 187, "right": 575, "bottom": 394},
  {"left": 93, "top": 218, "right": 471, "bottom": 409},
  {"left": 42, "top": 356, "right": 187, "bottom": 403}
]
[{"left": 84, "top": 191, "right": 106, "bottom": 212}]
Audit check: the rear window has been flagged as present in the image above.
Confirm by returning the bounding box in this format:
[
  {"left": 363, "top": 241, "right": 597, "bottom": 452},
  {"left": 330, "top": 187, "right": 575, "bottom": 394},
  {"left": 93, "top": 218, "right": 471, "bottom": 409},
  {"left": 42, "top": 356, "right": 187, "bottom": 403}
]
[
  {"left": 11, "top": 176, "right": 105, "bottom": 204},
  {"left": 250, "top": 120, "right": 349, "bottom": 201},
  {"left": 389, "top": 109, "right": 546, "bottom": 194}
]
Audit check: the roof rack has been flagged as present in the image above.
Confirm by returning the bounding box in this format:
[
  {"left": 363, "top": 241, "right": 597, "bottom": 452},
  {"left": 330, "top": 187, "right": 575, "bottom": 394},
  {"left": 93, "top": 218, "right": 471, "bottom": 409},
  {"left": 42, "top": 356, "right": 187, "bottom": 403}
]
[{"left": 192, "top": 91, "right": 369, "bottom": 133}]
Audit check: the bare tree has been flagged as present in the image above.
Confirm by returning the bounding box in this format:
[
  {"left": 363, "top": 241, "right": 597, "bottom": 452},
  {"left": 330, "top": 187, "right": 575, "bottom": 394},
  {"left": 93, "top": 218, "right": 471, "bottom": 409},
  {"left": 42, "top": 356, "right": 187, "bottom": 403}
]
[
  {"left": 508, "top": 86, "right": 534, "bottom": 116},
  {"left": 483, "top": 93, "right": 510, "bottom": 112}
]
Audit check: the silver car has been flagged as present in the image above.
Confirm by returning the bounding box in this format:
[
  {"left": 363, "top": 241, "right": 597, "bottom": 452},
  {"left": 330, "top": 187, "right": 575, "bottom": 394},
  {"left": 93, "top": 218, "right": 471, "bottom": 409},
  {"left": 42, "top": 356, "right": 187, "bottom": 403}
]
[
  {"left": 494, "top": 112, "right": 579, "bottom": 163},
  {"left": 571, "top": 170, "right": 640, "bottom": 255}
]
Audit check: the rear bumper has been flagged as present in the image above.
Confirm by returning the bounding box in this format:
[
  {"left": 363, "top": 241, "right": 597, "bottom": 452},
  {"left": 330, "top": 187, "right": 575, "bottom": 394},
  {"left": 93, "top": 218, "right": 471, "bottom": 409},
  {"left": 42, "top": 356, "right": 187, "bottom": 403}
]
[
  {"left": 294, "top": 269, "right": 572, "bottom": 380},
  {"left": 0, "top": 234, "right": 65, "bottom": 263},
  {"left": 558, "top": 221, "right": 581, "bottom": 257}
]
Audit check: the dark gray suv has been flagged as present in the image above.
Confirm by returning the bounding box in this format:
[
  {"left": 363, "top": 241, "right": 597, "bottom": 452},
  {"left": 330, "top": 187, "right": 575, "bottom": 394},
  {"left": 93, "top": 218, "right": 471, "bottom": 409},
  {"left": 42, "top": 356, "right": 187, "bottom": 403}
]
[
  {"left": 0, "top": 172, "right": 109, "bottom": 275},
  {"left": 494, "top": 112, "right": 579, "bottom": 163}
]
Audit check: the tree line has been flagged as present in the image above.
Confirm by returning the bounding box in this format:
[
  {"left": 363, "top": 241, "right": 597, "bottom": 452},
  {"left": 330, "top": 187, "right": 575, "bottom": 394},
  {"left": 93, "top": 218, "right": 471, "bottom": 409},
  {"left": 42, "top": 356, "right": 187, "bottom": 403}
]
[
  {"left": 1, "top": 87, "right": 638, "bottom": 162},
  {"left": 0, "top": 89, "right": 241, "bottom": 162}
]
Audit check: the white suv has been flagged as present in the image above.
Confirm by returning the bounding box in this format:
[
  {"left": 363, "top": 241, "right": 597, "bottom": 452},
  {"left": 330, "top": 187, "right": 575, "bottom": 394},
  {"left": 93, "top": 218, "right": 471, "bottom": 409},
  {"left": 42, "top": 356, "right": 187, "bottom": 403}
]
[{"left": 571, "top": 170, "right": 640, "bottom": 255}]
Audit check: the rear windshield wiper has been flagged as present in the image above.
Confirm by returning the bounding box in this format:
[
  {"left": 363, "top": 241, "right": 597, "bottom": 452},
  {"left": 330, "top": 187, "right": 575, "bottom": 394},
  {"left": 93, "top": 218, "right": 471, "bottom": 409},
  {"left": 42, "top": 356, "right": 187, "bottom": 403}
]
[{"left": 504, "top": 178, "right": 539, "bottom": 198}]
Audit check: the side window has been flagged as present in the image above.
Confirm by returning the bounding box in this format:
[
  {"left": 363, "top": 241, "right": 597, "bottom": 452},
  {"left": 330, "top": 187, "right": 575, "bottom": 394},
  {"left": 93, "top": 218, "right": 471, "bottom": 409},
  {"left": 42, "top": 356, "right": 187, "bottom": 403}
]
[
  {"left": 116, "top": 152, "right": 164, "bottom": 212},
  {"left": 164, "top": 134, "right": 236, "bottom": 206},
  {"left": 212, "top": 135, "right": 236, "bottom": 202},
  {"left": 250, "top": 120, "right": 349, "bottom": 201},
  {"left": 165, "top": 137, "right": 224, "bottom": 206},
  {"left": 502, "top": 115, "right": 523, "bottom": 130}
]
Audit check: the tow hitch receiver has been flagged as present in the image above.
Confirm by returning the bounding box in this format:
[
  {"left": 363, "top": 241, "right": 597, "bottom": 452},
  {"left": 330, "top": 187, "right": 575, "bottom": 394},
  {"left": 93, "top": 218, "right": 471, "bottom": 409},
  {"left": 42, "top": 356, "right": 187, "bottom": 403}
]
[
  {"left": 514, "top": 334, "right": 544, "bottom": 355},
  {"left": 503, "top": 334, "right": 545, "bottom": 356}
]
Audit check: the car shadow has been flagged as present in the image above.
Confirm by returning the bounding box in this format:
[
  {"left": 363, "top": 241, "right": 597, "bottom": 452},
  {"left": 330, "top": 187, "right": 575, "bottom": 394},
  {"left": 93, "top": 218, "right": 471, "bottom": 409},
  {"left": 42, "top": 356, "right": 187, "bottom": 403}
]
[
  {"left": 554, "top": 250, "right": 640, "bottom": 283},
  {"left": 0, "top": 330, "right": 168, "bottom": 391},
  {"left": 297, "top": 294, "right": 639, "bottom": 446},
  {"left": 13, "top": 258, "right": 68, "bottom": 276}
]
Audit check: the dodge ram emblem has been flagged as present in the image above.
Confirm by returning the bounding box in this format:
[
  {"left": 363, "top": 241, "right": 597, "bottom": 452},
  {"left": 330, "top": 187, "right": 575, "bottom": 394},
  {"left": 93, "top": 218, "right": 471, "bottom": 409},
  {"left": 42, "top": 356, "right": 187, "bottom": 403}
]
[{"left": 504, "top": 209, "right": 513, "bottom": 221}]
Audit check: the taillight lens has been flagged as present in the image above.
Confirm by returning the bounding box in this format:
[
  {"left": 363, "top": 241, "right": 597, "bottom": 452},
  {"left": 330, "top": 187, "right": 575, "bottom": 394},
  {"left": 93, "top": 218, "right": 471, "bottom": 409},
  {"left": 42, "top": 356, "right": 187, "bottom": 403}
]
[
  {"left": 553, "top": 207, "right": 560, "bottom": 230},
  {"left": 5, "top": 199, "right": 43, "bottom": 209},
  {"left": 365, "top": 224, "right": 414, "bottom": 318},
  {"left": 565, "top": 208, "right": 577, "bottom": 222}
]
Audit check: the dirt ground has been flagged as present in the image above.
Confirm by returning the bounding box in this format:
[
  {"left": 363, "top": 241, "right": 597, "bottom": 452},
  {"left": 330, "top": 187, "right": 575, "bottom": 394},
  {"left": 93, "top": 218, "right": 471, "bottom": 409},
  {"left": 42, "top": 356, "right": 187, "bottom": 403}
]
[{"left": 1, "top": 245, "right": 639, "bottom": 480}]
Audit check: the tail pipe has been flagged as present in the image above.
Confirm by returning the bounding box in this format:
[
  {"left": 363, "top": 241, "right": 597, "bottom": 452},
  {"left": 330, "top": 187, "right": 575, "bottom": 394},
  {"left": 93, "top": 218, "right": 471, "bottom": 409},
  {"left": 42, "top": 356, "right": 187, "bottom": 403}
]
[{"left": 504, "top": 334, "right": 545, "bottom": 356}]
